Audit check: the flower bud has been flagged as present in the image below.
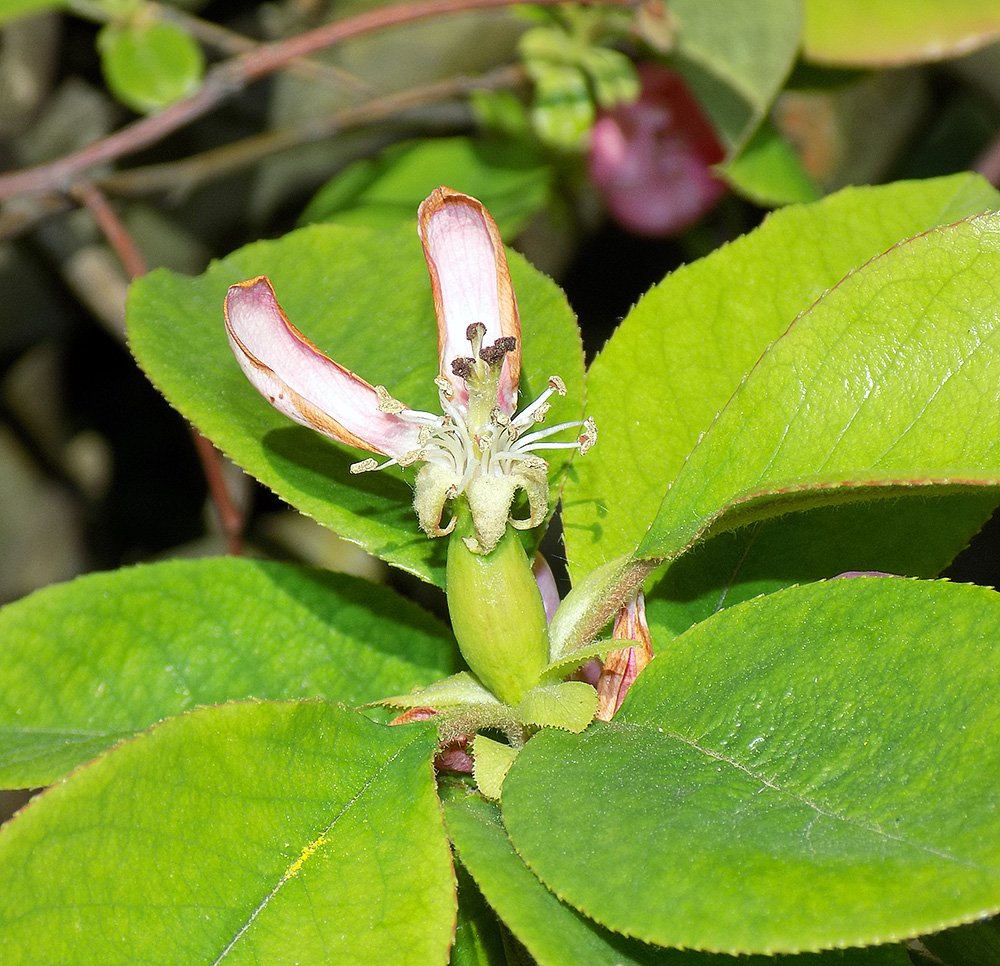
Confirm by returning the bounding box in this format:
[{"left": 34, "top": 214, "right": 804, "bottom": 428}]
[{"left": 446, "top": 503, "right": 550, "bottom": 705}]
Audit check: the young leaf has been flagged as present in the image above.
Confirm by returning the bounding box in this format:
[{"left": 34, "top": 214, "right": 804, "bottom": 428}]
[
  {"left": 0, "top": 557, "right": 457, "bottom": 788},
  {"left": 562, "top": 174, "right": 1000, "bottom": 578},
  {"left": 127, "top": 221, "right": 584, "bottom": 587},
  {"left": 0, "top": 702, "right": 455, "bottom": 965},
  {"left": 444, "top": 791, "right": 911, "bottom": 966},
  {"left": 638, "top": 210, "right": 1000, "bottom": 561},
  {"left": 504, "top": 578, "right": 1000, "bottom": 954}
]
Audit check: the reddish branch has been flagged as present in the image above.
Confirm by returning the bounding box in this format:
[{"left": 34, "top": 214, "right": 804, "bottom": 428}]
[
  {"left": 72, "top": 180, "right": 247, "bottom": 554},
  {"left": 0, "top": 0, "right": 631, "bottom": 202}
]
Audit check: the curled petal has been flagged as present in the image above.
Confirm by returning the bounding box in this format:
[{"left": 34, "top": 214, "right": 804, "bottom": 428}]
[
  {"left": 225, "top": 277, "right": 422, "bottom": 459},
  {"left": 418, "top": 186, "right": 521, "bottom": 414},
  {"left": 507, "top": 458, "right": 549, "bottom": 533}
]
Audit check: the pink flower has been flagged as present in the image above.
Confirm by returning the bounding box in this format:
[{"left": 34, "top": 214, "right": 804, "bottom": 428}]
[
  {"left": 588, "top": 63, "right": 727, "bottom": 237},
  {"left": 225, "top": 186, "right": 595, "bottom": 554}
]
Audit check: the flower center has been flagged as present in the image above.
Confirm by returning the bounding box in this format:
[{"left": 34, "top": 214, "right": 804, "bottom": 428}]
[{"left": 350, "top": 327, "right": 595, "bottom": 551}]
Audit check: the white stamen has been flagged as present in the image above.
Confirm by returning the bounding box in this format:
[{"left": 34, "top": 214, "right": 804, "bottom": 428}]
[{"left": 362, "top": 329, "right": 594, "bottom": 542}]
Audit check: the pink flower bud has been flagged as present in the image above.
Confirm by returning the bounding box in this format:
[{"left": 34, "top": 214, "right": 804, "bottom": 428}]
[{"left": 588, "top": 63, "right": 727, "bottom": 237}]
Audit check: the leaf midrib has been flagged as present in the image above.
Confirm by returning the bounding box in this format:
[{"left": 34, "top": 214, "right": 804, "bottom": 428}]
[
  {"left": 631, "top": 722, "right": 999, "bottom": 877},
  {"left": 211, "top": 726, "right": 431, "bottom": 964}
]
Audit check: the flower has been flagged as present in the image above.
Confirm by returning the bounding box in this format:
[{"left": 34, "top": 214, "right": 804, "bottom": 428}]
[{"left": 224, "top": 186, "right": 595, "bottom": 554}]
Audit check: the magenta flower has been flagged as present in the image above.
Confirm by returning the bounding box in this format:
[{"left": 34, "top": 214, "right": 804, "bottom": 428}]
[{"left": 225, "top": 186, "right": 595, "bottom": 554}]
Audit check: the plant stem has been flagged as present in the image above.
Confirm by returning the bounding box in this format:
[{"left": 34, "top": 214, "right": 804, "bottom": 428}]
[
  {"left": 71, "top": 180, "right": 247, "bottom": 555},
  {"left": 0, "top": 0, "right": 629, "bottom": 202},
  {"left": 103, "top": 65, "right": 525, "bottom": 198}
]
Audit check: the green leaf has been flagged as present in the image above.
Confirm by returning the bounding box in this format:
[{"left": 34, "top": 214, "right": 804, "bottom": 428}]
[
  {"left": 376, "top": 671, "right": 499, "bottom": 710},
  {"left": 444, "top": 791, "right": 911, "bottom": 966},
  {"left": 643, "top": 492, "right": 1000, "bottom": 642},
  {"left": 670, "top": 0, "right": 802, "bottom": 153},
  {"left": 127, "top": 221, "right": 584, "bottom": 587},
  {"left": 0, "top": 0, "right": 66, "bottom": 26},
  {"left": 563, "top": 174, "right": 1000, "bottom": 579},
  {"left": 0, "top": 701, "right": 455, "bottom": 965},
  {"left": 721, "top": 120, "right": 822, "bottom": 206},
  {"left": 578, "top": 46, "right": 640, "bottom": 110},
  {"left": 299, "top": 137, "right": 552, "bottom": 240},
  {"left": 504, "top": 578, "right": 1000, "bottom": 954},
  {"left": 0, "top": 557, "right": 457, "bottom": 787},
  {"left": 445, "top": 790, "right": 673, "bottom": 966},
  {"left": 528, "top": 61, "right": 595, "bottom": 150},
  {"left": 451, "top": 864, "right": 509, "bottom": 966},
  {"left": 98, "top": 18, "right": 204, "bottom": 114},
  {"left": 802, "top": 0, "right": 1000, "bottom": 66},
  {"left": 638, "top": 210, "right": 1000, "bottom": 561}
]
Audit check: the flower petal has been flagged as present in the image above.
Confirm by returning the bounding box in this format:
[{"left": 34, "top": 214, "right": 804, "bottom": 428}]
[
  {"left": 224, "top": 276, "right": 422, "bottom": 458},
  {"left": 418, "top": 187, "right": 521, "bottom": 413}
]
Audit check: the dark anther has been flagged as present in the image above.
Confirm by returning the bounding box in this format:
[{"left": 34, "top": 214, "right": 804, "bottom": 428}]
[
  {"left": 451, "top": 357, "right": 475, "bottom": 379},
  {"left": 479, "top": 337, "right": 517, "bottom": 365},
  {"left": 466, "top": 322, "right": 487, "bottom": 342}
]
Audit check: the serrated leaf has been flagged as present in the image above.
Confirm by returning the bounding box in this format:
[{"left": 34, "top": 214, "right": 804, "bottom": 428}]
[
  {"left": 802, "top": 0, "right": 1000, "bottom": 67},
  {"left": 471, "top": 735, "right": 518, "bottom": 800},
  {"left": 638, "top": 210, "right": 1000, "bottom": 560},
  {"left": 516, "top": 681, "right": 598, "bottom": 733},
  {"left": 565, "top": 174, "right": 1000, "bottom": 576},
  {"left": 98, "top": 18, "right": 204, "bottom": 114},
  {"left": 127, "top": 221, "right": 584, "bottom": 587},
  {"left": 0, "top": 557, "right": 457, "bottom": 787},
  {"left": 444, "top": 791, "right": 911, "bottom": 966},
  {"left": 299, "top": 136, "right": 551, "bottom": 240},
  {"left": 670, "top": 0, "right": 802, "bottom": 153},
  {"left": 0, "top": 702, "right": 455, "bottom": 965},
  {"left": 504, "top": 578, "right": 1000, "bottom": 953},
  {"left": 376, "top": 671, "right": 499, "bottom": 710},
  {"left": 562, "top": 174, "right": 1000, "bottom": 608}
]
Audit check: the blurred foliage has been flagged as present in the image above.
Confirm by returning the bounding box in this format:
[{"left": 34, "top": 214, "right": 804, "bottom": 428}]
[{"left": 0, "top": 0, "right": 999, "bottom": 601}]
